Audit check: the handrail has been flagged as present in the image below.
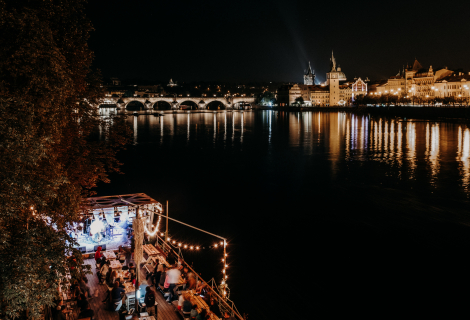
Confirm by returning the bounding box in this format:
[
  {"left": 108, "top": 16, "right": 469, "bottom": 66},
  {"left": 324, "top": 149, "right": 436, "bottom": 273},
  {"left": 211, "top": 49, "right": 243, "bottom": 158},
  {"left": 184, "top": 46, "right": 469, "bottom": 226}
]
[{"left": 155, "top": 235, "right": 244, "bottom": 320}]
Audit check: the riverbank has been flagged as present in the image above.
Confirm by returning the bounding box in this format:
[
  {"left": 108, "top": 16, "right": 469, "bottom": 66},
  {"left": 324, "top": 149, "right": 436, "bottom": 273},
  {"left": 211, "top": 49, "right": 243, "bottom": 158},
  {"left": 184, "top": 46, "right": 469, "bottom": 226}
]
[
  {"left": 255, "top": 105, "right": 470, "bottom": 120},
  {"left": 107, "top": 105, "right": 470, "bottom": 121}
]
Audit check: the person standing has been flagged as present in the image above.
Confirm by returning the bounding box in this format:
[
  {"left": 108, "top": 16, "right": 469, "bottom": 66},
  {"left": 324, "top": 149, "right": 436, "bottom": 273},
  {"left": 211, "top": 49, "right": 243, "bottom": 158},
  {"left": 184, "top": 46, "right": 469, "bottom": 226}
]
[
  {"left": 167, "top": 264, "right": 181, "bottom": 302},
  {"left": 94, "top": 246, "right": 103, "bottom": 262},
  {"left": 144, "top": 287, "right": 156, "bottom": 317}
]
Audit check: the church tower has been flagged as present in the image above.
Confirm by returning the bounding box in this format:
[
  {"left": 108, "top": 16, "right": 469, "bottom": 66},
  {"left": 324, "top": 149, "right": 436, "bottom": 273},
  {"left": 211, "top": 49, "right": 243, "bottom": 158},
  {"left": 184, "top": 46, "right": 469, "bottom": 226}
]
[
  {"left": 326, "top": 51, "right": 346, "bottom": 106},
  {"left": 304, "top": 61, "right": 315, "bottom": 85}
]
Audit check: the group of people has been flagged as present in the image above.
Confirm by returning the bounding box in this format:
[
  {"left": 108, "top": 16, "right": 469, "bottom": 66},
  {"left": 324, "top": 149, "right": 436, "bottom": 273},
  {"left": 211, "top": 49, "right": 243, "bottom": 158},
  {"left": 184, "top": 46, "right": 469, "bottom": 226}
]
[
  {"left": 94, "top": 245, "right": 138, "bottom": 311},
  {"left": 145, "top": 257, "right": 227, "bottom": 320},
  {"left": 53, "top": 275, "right": 95, "bottom": 320}
]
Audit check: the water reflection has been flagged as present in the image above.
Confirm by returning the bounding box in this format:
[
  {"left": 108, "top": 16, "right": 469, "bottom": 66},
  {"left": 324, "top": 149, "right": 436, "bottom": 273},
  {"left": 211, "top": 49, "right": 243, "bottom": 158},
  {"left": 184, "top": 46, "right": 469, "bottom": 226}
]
[
  {"left": 458, "top": 126, "right": 470, "bottom": 190},
  {"left": 116, "top": 111, "right": 470, "bottom": 196}
]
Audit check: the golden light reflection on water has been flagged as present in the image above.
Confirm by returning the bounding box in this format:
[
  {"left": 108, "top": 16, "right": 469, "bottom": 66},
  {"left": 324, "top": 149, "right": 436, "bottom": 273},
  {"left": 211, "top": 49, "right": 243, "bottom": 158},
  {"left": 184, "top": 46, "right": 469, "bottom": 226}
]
[
  {"left": 458, "top": 127, "right": 470, "bottom": 190},
  {"left": 120, "top": 111, "right": 470, "bottom": 194}
]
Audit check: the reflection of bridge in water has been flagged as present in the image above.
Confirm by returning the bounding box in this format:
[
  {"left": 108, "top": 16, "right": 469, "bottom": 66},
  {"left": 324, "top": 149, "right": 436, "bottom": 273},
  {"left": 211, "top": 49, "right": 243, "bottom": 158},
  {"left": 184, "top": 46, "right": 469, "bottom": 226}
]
[{"left": 102, "top": 96, "right": 256, "bottom": 111}]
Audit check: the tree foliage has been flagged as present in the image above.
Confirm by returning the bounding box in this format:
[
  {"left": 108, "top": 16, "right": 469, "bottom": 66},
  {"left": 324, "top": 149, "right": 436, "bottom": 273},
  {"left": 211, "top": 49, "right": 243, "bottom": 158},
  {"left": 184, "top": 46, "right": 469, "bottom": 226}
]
[{"left": 0, "top": 1, "right": 131, "bottom": 318}]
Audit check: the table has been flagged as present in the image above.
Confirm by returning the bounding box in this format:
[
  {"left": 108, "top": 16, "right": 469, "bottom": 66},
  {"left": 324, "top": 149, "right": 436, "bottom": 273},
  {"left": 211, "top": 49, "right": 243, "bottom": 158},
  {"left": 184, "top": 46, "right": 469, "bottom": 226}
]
[
  {"left": 123, "top": 281, "right": 135, "bottom": 294},
  {"left": 143, "top": 244, "right": 160, "bottom": 256},
  {"left": 102, "top": 251, "right": 116, "bottom": 260},
  {"left": 188, "top": 291, "right": 220, "bottom": 320},
  {"left": 110, "top": 260, "right": 122, "bottom": 270}
]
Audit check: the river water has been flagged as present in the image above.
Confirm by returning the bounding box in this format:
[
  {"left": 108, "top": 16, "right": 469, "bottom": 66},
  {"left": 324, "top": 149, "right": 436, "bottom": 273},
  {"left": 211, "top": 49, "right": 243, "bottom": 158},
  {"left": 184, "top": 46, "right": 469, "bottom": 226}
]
[{"left": 97, "top": 110, "right": 470, "bottom": 316}]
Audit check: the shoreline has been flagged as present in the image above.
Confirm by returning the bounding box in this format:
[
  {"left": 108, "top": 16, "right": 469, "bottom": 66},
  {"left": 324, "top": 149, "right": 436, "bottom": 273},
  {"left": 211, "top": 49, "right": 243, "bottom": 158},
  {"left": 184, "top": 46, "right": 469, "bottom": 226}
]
[{"left": 107, "top": 105, "right": 470, "bottom": 121}]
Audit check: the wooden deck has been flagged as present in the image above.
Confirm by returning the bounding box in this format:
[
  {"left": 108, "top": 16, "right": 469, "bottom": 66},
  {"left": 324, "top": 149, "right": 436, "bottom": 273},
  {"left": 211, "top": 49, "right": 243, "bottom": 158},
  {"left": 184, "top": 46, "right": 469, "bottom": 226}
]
[{"left": 84, "top": 258, "right": 181, "bottom": 320}]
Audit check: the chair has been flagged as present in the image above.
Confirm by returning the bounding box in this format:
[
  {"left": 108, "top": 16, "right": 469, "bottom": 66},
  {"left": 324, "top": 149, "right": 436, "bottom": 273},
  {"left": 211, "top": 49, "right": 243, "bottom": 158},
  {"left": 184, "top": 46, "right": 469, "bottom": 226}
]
[
  {"left": 126, "top": 296, "right": 136, "bottom": 312},
  {"left": 182, "top": 311, "right": 191, "bottom": 319}
]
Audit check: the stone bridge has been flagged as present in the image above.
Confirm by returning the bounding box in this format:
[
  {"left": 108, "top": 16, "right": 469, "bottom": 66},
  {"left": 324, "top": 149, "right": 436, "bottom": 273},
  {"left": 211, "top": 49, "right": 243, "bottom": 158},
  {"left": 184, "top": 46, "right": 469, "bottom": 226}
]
[{"left": 103, "top": 96, "right": 256, "bottom": 110}]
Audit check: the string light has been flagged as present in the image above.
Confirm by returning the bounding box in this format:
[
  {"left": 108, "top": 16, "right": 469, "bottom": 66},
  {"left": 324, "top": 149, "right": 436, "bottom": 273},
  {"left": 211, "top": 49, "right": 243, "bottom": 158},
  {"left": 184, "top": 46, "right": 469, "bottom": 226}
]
[
  {"left": 156, "top": 234, "right": 229, "bottom": 296},
  {"left": 143, "top": 208, "right": 162, "bottom": 237}
]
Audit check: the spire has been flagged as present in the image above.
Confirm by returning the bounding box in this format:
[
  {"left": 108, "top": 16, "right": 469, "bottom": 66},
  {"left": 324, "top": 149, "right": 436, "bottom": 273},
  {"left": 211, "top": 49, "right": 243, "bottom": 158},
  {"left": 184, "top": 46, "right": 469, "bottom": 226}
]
[
  {"left": 330, "top": 50, "right": 337, "bottom": 72},
  {"left": 305, "top": 61, "right": 313, "bottom": 75},
  {"left": 412, "top": 59, "right": 422, "bottom": 71}
]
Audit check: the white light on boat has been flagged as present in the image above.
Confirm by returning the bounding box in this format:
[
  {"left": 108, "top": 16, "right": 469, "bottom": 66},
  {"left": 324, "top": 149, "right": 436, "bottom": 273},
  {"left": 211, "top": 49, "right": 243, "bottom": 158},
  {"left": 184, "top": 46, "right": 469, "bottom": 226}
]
[{"left": 90, "top": 219, "right": 104, "bottom": 235}]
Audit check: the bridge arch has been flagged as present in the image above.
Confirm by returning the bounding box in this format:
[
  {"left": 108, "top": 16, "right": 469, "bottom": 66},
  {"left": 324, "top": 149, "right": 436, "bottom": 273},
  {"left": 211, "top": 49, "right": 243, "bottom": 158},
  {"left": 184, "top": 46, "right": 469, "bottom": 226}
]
[
  {"left": 206, "top": 100, "right": 226, "bottom": 110},
  {"left": 153, "top": 101, "right": 172, "bottom": 110},
  {"left": 179, "top": 100, "right": 198, "bottom": 110},
  {"left": 126, "top": 100, "right": 145, "bottom": 111}
]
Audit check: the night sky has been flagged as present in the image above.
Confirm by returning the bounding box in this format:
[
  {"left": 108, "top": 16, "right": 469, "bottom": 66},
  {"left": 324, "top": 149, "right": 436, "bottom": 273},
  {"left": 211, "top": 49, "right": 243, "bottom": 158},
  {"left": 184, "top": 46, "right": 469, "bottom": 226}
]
[{"left": 87, "top": 0, "right": 470, "bottom": 83}]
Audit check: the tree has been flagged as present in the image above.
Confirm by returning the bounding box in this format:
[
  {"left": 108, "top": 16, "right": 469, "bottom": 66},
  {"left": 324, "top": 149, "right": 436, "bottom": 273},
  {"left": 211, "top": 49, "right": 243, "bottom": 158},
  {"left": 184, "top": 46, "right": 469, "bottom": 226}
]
[
  {"left": 295, "top": 96, "right": 304, "bottom": 106},
  {"left": 0, "top": 1, "right": 131, "bottom": 319}
]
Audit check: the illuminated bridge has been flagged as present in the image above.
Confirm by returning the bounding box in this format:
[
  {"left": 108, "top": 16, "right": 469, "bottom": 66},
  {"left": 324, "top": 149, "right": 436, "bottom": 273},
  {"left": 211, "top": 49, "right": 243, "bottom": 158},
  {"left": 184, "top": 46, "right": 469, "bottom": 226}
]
[{"left": 102, "top": 96, "right": 256, "bottom": 111}]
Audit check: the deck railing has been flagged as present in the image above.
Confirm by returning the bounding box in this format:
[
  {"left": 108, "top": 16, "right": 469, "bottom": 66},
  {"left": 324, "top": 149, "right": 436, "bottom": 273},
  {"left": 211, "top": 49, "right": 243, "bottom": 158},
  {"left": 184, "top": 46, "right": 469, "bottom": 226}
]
[{"left": 154, "top": 235, "right": 245, "bottom": 320}]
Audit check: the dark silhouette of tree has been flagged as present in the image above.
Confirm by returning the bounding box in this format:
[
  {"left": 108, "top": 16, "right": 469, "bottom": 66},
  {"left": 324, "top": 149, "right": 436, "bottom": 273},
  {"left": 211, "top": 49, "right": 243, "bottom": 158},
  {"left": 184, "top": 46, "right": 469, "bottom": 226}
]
[
  {"left": 295, "top": 96, "right": 304, "bottom": 106},
  {"left": 0, "top": 1, "right": 131, "bottom": 318}
]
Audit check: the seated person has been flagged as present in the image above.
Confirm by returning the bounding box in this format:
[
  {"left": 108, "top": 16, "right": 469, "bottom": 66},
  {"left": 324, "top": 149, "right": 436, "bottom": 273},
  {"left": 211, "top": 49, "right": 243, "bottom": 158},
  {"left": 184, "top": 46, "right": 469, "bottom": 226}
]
[
  {"left": 209, "top": 299, "right": 222, "bottom": 319},
  {"left": 196, "top": 309, "right": 208, "bottom": 320},
  {"left": 173, "top": 290, "right": 186, "bottom": 310},
  {"left": 223, "top": 311, "right": 237, "bottom": 320},
  {"left": 182, "top": 292, "right": 193, "bottom": 313},
  {"left": 79, "top": 277, "right": 91, "bottom": 298},
  {"left": 78, "top": 301, "right": 94, "bottom": 319},
  {"left": 102, "top": 281, "right": 125, "bottom": 305},
  {"left": 117, "top": 278, "right": 126, "bottom": 288},
  {"left": 107, "top": 270, "right": 118, "bottom": 286},
  {"left": 118, "top": 246, "right": 126, "bottom": 264},
  {"left": 99, "top": 261, "right": 110, "bottom": 283}
]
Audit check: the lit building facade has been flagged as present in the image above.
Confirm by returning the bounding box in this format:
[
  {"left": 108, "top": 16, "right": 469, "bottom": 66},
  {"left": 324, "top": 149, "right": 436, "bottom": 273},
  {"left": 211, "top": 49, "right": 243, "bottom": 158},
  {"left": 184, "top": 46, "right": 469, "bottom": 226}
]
[
  {"left": 304, "top": 62, "right": 315, "bottom": 85},
  {"left": 282, "top": 52, "right": 367, "bottom": 107},
  {"left": 368, "top": 59, "right": 455, "bottom": 100}
]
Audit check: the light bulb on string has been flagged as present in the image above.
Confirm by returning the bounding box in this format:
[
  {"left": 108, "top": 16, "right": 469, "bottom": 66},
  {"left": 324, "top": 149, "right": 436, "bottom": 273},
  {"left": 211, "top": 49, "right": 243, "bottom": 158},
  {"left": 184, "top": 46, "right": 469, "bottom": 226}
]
[
  {"left": 190, "top": 246, "right": 194, "bottom": 250},
  {"left": 184, "top": 245, "right": 187, "bottom": 249}
]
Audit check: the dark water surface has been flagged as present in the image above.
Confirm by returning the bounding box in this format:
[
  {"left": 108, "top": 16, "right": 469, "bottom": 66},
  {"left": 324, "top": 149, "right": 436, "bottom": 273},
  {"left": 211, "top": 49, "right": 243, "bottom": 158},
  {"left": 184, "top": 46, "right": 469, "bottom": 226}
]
[{"left": 97, "top": 111, "right": 470, "bottom": 316}]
